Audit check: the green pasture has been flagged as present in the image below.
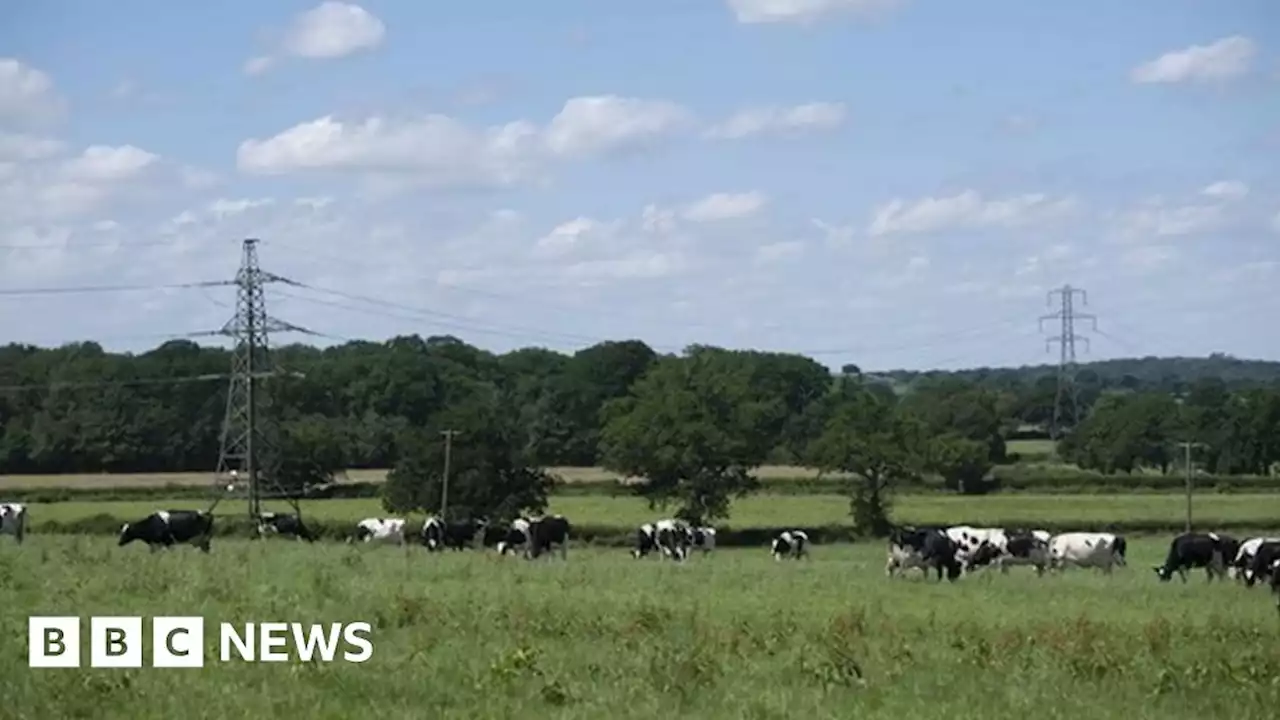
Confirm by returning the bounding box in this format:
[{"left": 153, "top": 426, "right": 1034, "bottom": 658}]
[
  {"left": 1, "top": 537, "right": 1276, "bottom": 719},
  {"left": 18, "top": 492, "right": 1280, "bottom": 531}
]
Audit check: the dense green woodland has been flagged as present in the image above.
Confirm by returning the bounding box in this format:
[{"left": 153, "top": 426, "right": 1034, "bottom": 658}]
[{"left": 1, "top": 337, "right": 1278, "bottom": 530}]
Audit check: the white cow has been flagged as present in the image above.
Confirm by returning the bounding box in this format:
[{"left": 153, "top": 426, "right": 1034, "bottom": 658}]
[
  {"left": 1048, "top": 532, "right": 1127, "bottom": 574},
  {"left": 945, "top": 526, "right": 1007, "bottom": 570},
  {"left": 350, "top": 518, "right": 407, "bottom": 546},
  {"left": 1, "top": 503, "right": 26, "bottom": 544},
  {"left": 964, "top": 529, "right": 1053, "bottom": 575},
  {"left": 771, "top": 530, "right": 809, "bottom": 560},
  {"left": 1231, "top": 537, "right": 1280, "bottom": 581}
]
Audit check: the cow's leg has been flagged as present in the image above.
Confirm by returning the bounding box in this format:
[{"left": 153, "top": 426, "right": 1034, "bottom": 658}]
[{"left": 884, "top": 556, "right": 896, "bottom": 577}]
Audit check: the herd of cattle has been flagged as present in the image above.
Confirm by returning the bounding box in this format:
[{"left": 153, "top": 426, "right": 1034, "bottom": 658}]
[{"left": 1, "top": 501, "right": 1278, "bottom": 610}]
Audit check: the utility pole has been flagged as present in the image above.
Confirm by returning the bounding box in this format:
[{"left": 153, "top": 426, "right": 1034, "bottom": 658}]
[
  {"left": 1178, "top": 441, "right": 1204, "bottom": 533},
  {"left": 439, "top": 430, "right": 460, "bottom": 520},
  {"left": 1039, "top": 284, "right": 1097, "bottom": 440},
  {"left": 214, "top": 238, "right": 320, "bottom": 519}
]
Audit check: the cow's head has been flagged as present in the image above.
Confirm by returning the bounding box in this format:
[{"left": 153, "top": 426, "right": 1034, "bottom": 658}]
[
  {"left": 118, "top": 522, "right": 137, "bottom": 546},
  {"left": 1151, "top": 565, "right": 1174, "bottom": 582}
]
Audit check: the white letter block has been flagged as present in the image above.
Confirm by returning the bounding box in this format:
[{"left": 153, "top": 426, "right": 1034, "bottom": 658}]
[
  {"left": 28, "top": 617, "right": 80, "bottom": 668},
  {"left": 153, "top": 617, "right": 205, "bottom": 668},
  {"left": 90, "top": 616, "right": 143, "bottom": 668}
]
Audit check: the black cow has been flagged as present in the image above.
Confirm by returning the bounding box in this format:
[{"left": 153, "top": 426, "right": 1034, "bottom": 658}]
[
  {"left": 421, "top": 516, "right": 488, "bottom": 551},
  {"left": 1243, "top": 541, "right": 1280, "bottom": 588},
  {"left": 1152, "top": 532, "right": 1229, "bottom": 582},
  {"left": 119, "top": 510, "right": 214, "bottom": 553},
  {"left": 497, "top": 515, "right": 571, "bottom": 559},
  {"left": 685, "top": 526, "right": 716, "bottom": 555},
  {"left": 255, "top": 512, "right": 314, "bottom": 542},
  {"left": 632, "top": 519, "right": 687, "bottom": 560},
  {"left": 886, "top": 525, "right": 955, "bottom": 578}
]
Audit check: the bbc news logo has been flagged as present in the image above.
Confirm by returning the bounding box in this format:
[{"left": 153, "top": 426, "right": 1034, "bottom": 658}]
[{"left": 28, "top": 616, "right": 373, "bottom": 668}]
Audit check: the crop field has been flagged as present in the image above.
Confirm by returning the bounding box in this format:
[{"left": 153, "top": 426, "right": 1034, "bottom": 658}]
[
  {"left": 18, "top": 492, "right": 1280, "bottom": 532},
  {"left": 1, "top": 536, "right": 1277, "bottom": 719}
]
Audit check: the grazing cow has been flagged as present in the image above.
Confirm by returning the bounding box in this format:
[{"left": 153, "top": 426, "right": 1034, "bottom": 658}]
[
  {"left": 350, "top": 518, "right": 407, "bottom": 546},
  {"left": 1242, "top": 541, "right": 1280, "bottom": 588},
  {"left": 686, "top": 526, "right": 716, "bottom": 555},
  {"left": 421, "top": 516, "right": 488, "bottom": 551},
  {"left": 1153, "top": 532, "right": 1229, "bottom": 583},
  {"left": 497, "top": 515, "right": 571, "bottom": 559},
  {"left": 1, "top": 502, "right": 26, "bottom": 544},
  {"left": 255, "top": 512, "right": 314, "bottom": 542},
  {"left": 886, "top": 526, "right": 961, "bottom": 581},
  {"left": 1048, "top": 532, "right": 1126, "bottom": 573},
  {"left": 632, "top": 519, "right": 688, "bottom": 560},
  {"left": 771, "top": 530, "right": 809, "bottom": 560},
  {"left": 966, "top": 529, "right": 1051, "bottom": 576},
  {"left": 118, "top": 510, "right": 214, "bottom": 552},
  {"left": 1231, "top": 537, "right": 1280, "bottom": 581},
  {"left": 945, "top": 526, "right": 1008, "bottom": 569}
]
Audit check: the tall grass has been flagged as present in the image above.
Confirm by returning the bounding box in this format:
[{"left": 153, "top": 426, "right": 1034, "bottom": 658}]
[{"left": 1, "top": 537, "right": 1276, "bottom": 718}]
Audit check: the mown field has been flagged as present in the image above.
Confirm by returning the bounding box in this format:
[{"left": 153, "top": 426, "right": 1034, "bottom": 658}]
[
  {"left": 1, "top": 537, "right": 1277, "bottom": 719},
  {"left": 20, "top": 492, "right": 1280, "bottom": 531}
]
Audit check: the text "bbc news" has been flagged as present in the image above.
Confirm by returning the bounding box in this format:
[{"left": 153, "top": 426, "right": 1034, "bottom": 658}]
[{"left": 28, "top": 616, "right": 374, "bottom": 668}]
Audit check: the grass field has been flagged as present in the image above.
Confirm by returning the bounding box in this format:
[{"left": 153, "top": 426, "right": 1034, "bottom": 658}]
[
  {"left": 19, "top": 493, "right": 1280, "bottom": 531},
  {"left": 2, "top": 537, "right": 1277, "bottom": 718}
]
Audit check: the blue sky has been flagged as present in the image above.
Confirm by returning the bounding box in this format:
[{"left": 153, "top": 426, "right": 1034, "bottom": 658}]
[{"left": 1, "top": 0, "right": 1277, "bottom": 372}]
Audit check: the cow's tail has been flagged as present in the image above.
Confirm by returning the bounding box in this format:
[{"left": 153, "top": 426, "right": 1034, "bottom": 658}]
[{"left": 1112, "top": 535, "right": 1127, "bottom": 565}]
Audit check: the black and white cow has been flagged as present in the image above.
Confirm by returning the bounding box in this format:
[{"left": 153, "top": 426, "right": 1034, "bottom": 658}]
[
  {"left": 1270, "top": 558, "right": 1280, "bottom": 614},
  {"left": 1048, "top": 531, "right": 1127, "bottom": 573},
  {"left": 965, "top": 529, "right": 1051, "bottom": 576},
  {"left": 632, "top": 519, "right": 688, "bottom": 560},
  {"left": 1152, "top": 532, "right": 1229, "bottom": 583},
  {"left": 421, "top": 516, "right": 489, "bottom": 551},
  {"left": 255, "top": 512, "right": 314, "bottom": 542},
  {"left": 686, "top": 526, "right": 716, "bottom": 555},
  {"left": 770, "top": 530, "right": 809, "bottom": 560},
  {"left": 1242, "top": 541, "right": 1280, "bottom": 588},
  {"left": 350, "top": 518, "right": 407, "bottom": 545},
  {"left": 1, "top": 502, "right": 26, "bottom": 544},
  {"left": 886, "top": 526, "right": 961, "bottom": 580},
  {"left": 1230, "top": 537, "right": 1280, "bottom": 581},
  {"left": 118, "top": 510, "right": 214, "bottom": 553},
  {"left": 497, "top": 515, "right": 571, "bottom": 559}
]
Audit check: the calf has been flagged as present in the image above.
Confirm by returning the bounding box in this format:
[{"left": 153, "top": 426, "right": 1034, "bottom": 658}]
[
  {"left": 1231, "top": 537, "right": 1280, "bottom": 581},
  {"left": 886, "top": 526, "right": 941, "bottom": 578},
  {"left": 632, "top": 519, "right": 688, "bottom": 560},
  {"left": 1049, "top": 532, "right": 1126, "bottom": 573},
  {"left": 255, "top": 512, "right": 314, "bottom": 542},
  {"left": 1153, "top": 532, "right": 1228, "bottom": 583},
  {"left": 1, "top": 502, "right": 26, "bottom": 544},
  {"left": 118, "top": 510, "right": 214, "bottom": 553},
  {"left": 351, "top": 518, "right": 407, "bottom": 546},
  {"left": 771, "top": 530, "right": 809, "bottom": 560},
  {"left": 1243, "top": 541, "right": 1280, "bottom": 588},
  {"left": 497, "top": 515, "right": 571, "bottom": 559},
  {"left": 421, "top": 516, "right": 488, "bottom": 551},
  {"left": 686, "top": 526, "right": 716, "bottom": 555}
]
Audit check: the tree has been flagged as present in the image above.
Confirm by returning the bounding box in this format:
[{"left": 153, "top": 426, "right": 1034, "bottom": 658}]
[
  {"left": 806, "top": 385, "right": 924, "bottom": 536},
  {"left": 381, "top": 385, "right": 554, "bottom": 521},
  {"left": 597, "top": 347, "right": 779, "bottom": 524}
]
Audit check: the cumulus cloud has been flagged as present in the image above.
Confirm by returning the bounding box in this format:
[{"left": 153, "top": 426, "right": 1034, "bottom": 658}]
[
  {"left": 244, "top": 2, "right": 385, "bottom": 74},
  {"left": 726, "top": 0, "right": 903, "bottom": 25},
  {"left": 237, "top": 95, "right": 691, "bottom": 188},
  {"left": 0, "top": 58, "right": 65, "bottom": 126},
  {"left": 1109, "top": 183, "right": 1256, "bottom": 242},
  {"left": 1201, "top": 180, "right": 1248, "bottom": 200},
  {"left": 682, "top": 191, "right": 768, "bottom": 222},
  {"left": 706, "top": 102, "right": 846, "bottom": 139},
  {"left": 0, "top": 131, "right": 64, "bottom": 161},
  {"left": 866, "top": 190, "right": 1077, "bottom": 237},
  {"left": 753, "top": 240, "right": 805, "bottom": 265},
  {"left": 1130, "top": 36, "right": 1256, "bottom": 84},
  {"left": 0, "top": 143, "right": 163, "bottom": 224}
]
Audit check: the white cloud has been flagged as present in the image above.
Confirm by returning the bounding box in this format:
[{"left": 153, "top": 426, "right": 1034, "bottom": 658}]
[
  {"left": 810, "top": 218, "right": 857, "bottom": 247},
  {"left": 726, "top": 0, "right": 903, "bottom": 25},
  {"left": 0, "top": 58, "right": 64, "bottom": 125},
  {"left": 1113, "top": 198, "right": 1225, "bottom": 240},
  {"left": 237, "top": 95, "right": 690, "bottom": 188},
  {"left": 1117, "top": 244, "right": 1176, "bottom": 273},
  {"left": 59, "top": 145, "right": 158, "bottom": 183},
  {"left": 282, "top": 2, "right": 386, "bottom": 59},
  {"left": 1201, "top": 180, "right": 1248, "bottom": 199},
  {"left": 1130, "top": 35, "right": 1256, "bottom": 84},
  {"left": 533, "top": 217, "right": 621, "bottom": 258},
  {"left": 754, "top": 240, "right": 805, "bottom": 265},
  {"left": 707, "top": 102, "right": 846, "bottom": 139},
  {"left": 542, "top": 96, "right": 690, "bottom": 157},
  {"left": 682, "top": 191, "right": 768, "bottom": 222},
  {"left": 245, "top": 2, "right": 385, "bottom": 75},
  {"left": 0, "top": 144, "right": 163, "bottom": 224},
  {"left": 1271, "top": 210, "right": 1280, "bottom": 234},
  {"left": 0, "top": 132, "right": 64, "bottom": 161},
  {"left": 867, "top": 189, "right": 1077, "bottom": 237}
]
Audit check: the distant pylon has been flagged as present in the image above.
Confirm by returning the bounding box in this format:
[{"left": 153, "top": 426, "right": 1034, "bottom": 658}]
[
  {"left": 1038, "top": 284, "right": 1097, "bottom": 439},
  {"left": 214, "top": 238, "right": 308, "bottom": 519}
]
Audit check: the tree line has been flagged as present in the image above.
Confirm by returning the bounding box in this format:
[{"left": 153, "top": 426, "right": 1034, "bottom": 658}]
[{"left": 1, "top": 337, "right": 1277, "bottom": 533}]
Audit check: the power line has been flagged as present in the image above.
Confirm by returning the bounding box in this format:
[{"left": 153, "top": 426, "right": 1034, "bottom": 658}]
[
  {"left": 0, "top": 371, "right": 296, "bottom": 393},
  {"left": 0, "top": 280, "right": 233, "bottom": 296},
  {"left": 1038, "top": 284, "right": 1098, "bottom": 439}
]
